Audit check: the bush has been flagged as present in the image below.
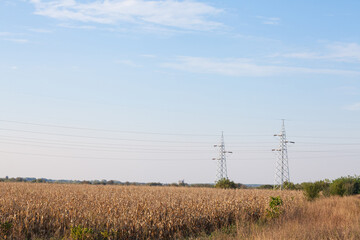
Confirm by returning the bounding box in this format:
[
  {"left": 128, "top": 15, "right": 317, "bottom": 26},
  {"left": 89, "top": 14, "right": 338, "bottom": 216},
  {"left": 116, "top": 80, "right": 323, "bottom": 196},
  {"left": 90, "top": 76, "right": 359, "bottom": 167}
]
[
  {"left": 303, "top": 182, "right": 322, "bottom": 201},
  {"left": 266, "top": 196, "right": 283, "bottom": 218},
  {"left": 283, "top": 181, "right": 297, "bottom": 190},
  {"left": 315, "top": 180, "right": 330, "bottom": 197},
  {"left": 147, "top": 182, "right": 163, "bottom": 186},
  {"left": 214, "top": 178, "right": 237, "bottom": 189},
  {"left": 330, "top": 176, "right": 360, "bottom": 196},
  {"left": 257, "top": 184, "right": 273, "bottom": 189},
  {"left": 236, "top": 183, "right": 247, "bottom": 189}
]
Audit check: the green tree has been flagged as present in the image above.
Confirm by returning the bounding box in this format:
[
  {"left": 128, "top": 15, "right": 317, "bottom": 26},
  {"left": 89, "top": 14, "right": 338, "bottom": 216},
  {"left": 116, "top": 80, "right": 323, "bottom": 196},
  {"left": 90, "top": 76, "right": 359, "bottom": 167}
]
[
  {"left": 330, "top": 176, "right": 360, "bottom": 196},
  {"left": 258, "top": 184, "right": 274, "bottom": 189},
  {"left": 214, "top": 178, "right": 237, "bottom": 189}
]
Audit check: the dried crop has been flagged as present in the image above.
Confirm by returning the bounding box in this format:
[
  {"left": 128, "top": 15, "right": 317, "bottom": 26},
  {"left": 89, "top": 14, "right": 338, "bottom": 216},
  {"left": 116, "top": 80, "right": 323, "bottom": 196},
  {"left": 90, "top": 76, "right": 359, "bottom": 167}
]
[{"left": 0, "top": 183, "right": 304, "bottom": 239}]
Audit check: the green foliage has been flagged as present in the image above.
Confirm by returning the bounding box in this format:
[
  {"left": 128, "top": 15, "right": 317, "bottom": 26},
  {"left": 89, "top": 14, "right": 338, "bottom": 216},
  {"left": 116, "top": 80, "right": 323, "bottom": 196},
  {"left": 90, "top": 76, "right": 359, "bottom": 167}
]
[
  {"left": 189, "top": 183, "right": 214, "bottom": 188},
  {"left": 70, "top": 225, "right": 94, "bottom": 240},
  {"left": 303, "top": 182, "right": 322, "bottom": 201},
  {"left": 214, "top": 178, "right": 237, "bottom": 189},
  {"left": 283, "top": 181, "right": 296, "bottom": 190},
  {"left": 0, "top": 221, "right": 12, "bottom": 238},
  {"left": 302, "top": 180, "right": 331, "bottom": 201},
  {"left": 266, "top": 196, "right": 283, "bottom": 219},
  {"left": 236, "top": 183, "right": 247, "bottom": 189},
  {"left": 36, "top": 178, "right": 46, "bottom": 183},
  {"left": 257, "top": 184, "right": 274, "bottom": 189},
  {"left": 146, "top": 182, "right": 163, "bottom": 186},
  {"left": 330, "top": 176, "right": 360, "bottom": 196},
  {"left": 315, "top": 180, "right": 331, "bottom": 197},
  {"left": 100, "top": 229, "right": 119, "bottom": 239}
]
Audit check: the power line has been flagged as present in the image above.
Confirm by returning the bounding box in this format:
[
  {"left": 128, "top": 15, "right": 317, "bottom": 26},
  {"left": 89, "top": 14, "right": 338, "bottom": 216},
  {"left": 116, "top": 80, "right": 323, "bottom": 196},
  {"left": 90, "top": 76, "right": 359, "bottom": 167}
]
[
  {"left": 296, "top": 142, "right": 360, "bottom": 146},
  {"left": 2, "top": 120, "right": 360, "bottom": 140},
  {"left": 0, "top": 119, "right": 271, "bottom": 137},
  {"left": 292, "top": 135, "right": 360, "bottom": 140},
  {"left": 0, "top": 150, "right": 272, "bottom": 161},
  {"left": 0, "top": 140, "right": 273, "bottom": 153},
  {"left": 0, "top": 128, "right": 215, "bottom": 144},
  {"left": 0, "top": 135, "right": 214, "bottom": 148},
  {"left": 0, "top": 141, "right": 214, "bottom": 153},
  {"left": 0, "top": 119, "right": 219, "bottom": 136},
  {"left": 0, "top": 150, "right": 211, "bottom": 161}
]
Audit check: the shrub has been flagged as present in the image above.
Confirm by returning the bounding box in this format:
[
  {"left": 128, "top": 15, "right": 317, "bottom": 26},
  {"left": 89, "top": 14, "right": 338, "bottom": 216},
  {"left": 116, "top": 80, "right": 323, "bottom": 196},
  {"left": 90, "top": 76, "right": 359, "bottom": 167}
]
[
  {"left": 329, "top": 176, "right": 360, "bottom": 196},
  {"left": 303, "top": 182, "right": 322, "bottom": 201},
  {"left": 214, "top": 178, "right": 237, "bottom": 189},
  {"left": 257, "top": 184, "right": 273, "bottom": 189},
  {"left": 315, "top": 180, "right": 330, "bottom": 197},
  {"left": 146, "top": 182, "right": 163, "bottom": 186},
  {"left": 266, "top": 196, "right": 283, "bottom": 218},
  {"left": 283, "top": 181, "right": 297, "bottom": 190}
]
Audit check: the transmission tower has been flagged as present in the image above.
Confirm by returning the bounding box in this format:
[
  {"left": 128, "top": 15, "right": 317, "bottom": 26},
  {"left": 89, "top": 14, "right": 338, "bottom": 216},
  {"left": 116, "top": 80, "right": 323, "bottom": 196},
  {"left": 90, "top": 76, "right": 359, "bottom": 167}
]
[
  {"left": 212, "top": 131, "right": 232, "bottom": 182},
  {"left": 272, "top": 120, "right": 295, "bottom": 190}
]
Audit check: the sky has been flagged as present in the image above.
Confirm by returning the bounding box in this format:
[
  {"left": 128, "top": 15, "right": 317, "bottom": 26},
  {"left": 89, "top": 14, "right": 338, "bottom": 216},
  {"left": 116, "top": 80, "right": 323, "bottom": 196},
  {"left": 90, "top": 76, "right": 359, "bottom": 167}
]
[{"left": 1, "top": 0, "right": 360, "bottom": 184}]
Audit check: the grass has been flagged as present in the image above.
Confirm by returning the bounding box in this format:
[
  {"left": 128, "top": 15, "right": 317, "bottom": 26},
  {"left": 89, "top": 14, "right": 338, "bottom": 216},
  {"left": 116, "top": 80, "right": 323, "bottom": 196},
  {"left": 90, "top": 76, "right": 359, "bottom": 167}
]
[{"left": 194, "top": 195, "right": 360, "bottom": 240}]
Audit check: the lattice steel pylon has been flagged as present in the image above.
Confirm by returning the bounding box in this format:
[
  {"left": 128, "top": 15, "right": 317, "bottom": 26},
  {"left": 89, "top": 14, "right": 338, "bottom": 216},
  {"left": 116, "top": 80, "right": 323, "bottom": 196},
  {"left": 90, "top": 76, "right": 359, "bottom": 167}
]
[
  {"left": 213, "top": 131, "right": 232, "bottom": 182},
  {"left": 272, "top": 120, "right": 295, "bottom": 190}
]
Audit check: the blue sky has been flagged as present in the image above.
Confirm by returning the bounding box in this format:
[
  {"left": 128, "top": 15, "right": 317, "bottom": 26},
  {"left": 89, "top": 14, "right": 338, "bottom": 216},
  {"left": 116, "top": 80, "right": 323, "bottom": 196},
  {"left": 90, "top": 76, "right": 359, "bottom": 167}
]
[{"left": 1, "top": 0, "right": 360, "bottom": 184}]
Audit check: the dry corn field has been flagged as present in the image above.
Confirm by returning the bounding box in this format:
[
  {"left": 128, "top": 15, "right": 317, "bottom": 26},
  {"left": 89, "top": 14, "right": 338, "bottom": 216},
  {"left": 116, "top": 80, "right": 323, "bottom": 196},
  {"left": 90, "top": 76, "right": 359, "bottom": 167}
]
[{"left": 0, "top": 182, "right": 304, "bottom": 239}]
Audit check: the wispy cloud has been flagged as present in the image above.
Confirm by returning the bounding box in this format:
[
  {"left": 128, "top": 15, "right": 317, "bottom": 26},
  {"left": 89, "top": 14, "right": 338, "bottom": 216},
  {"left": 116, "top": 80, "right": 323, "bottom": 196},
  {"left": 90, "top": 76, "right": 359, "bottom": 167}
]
[
  {"left": 344, "top": 102, "right": 360, "bottom": 111},
  {"left": 29, "top": 0, "right": 223, "bottom": 31},
  {"left": 115, "top": 59, "right": 141, "bottom": 67},
  {"left": 327, "top": 43, "right": 360, "bottom": 62},
  {"left": 256, "top": 16, "right": 280, "bottom": 25},
  {"left": 140, "top": 54, "right": 157, "bottom": 58},
  {"left": 0, "top": 32, "right": 11, "bottom": 36},
  {"left": 338, "top": 86, "right": 359, "bottom": 96},
  {"left": 57, "top": 23, "right": 97, "bottom": 30},
  {"left": 0, "top": 32, "right": 29, "bottom": 43},
  {"left": 3, "top": 38, "right": 29, "bottom": 43},
  {"left": 162, "top": 56, "right": 360, "bottom": 77},
  {"left": 2, "top": 1, "right": 17, "bottom": 6},
  {"left": 280, "top": 42, "right": 360, "bottom": 63},
  {"left": 28, "top": 28, "right": 53, "bottom": 33}
]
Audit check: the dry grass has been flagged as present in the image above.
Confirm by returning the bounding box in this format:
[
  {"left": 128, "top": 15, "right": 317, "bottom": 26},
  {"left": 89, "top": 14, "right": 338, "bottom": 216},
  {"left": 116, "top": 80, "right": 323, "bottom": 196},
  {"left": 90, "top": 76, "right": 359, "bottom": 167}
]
[
  {"left": 0, "top": 182, "right": 303, "bottom": 239},
  {"left": 202, "top": 195, "right": 360, "bottom": 240}
]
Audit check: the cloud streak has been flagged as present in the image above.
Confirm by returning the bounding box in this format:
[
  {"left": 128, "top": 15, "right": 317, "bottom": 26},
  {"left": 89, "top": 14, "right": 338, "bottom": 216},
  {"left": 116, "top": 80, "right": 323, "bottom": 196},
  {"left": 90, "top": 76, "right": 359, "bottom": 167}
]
[
  {"left": 0, "top": 32, "right": 11, "bottom": 36},
  {"left": 256, "top": 16, "right": 280, "bottom": 25},
  {"left": 4, "top": 38, "right": 29, "bottom": 43},
  {"left": 29, "top": 0, "right": 223, "bottom": 31},
  {"left": 28, "top": 28, "right": 53, "bottom": 33},
  {"left": 345, "top": 102, "right": 360, "bottom": 111},
  {"left": 162, "top": 56, "right": 360, "bottom": 77},
  {"left": 281, "top": 43, "right": 360, "bottom": 63},
  {"left": 0, "top": 32, "right": 29, "bottom": 43}
]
